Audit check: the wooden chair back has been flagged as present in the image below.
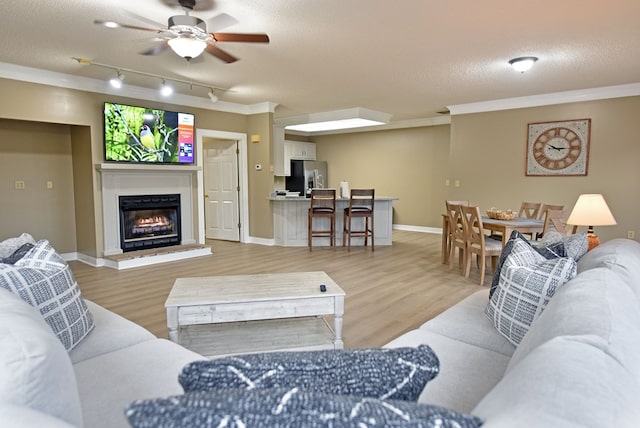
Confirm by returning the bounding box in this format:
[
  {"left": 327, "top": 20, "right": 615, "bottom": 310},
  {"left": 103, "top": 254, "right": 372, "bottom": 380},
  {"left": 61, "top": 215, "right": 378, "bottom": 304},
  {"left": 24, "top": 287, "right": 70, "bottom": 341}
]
[
  {"left": 461, "top": 205, "right": 502, "bottom": 286},
  {"left": 541, "top": 208, "right": 578, "bottom": 237},
  {"left": 446, "top": 200, "right": 470, "bottom": 206},
  {"left": 537, "top": 203, "right": 565, "bottom": 220},
  {"left": 445, "top": 201, "right": 467, "bottom": 271},
  {"left": 518, "top": 201, "right": 542, "bottom": 219},
  {"left": 347, "top": 189, "right": 375, "bottom": 214},
  {"left": 310, "top": 188, "right": 336, "bottom": 213}
]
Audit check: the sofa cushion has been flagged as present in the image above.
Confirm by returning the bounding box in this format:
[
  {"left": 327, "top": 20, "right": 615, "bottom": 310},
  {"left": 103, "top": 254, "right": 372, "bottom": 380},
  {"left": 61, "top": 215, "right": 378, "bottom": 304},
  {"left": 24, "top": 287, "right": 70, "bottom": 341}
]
[
  {"left": 0, "top": 239, "right": 94, "bottom": 350},
  {"left": 125, "top": 388, "right": 484, "bottom": 428},
  {"left": 180, "top": 345, "right": 439, "bottom": 402},
  {"left": 0, "top": 404, "right": 78, "bottom": 428},
  {"left": 0, "top": 288, "right": 83, "bottom": 427},
  {"left": 485, "top": 239, "right": 577, "bottom": 346},
  {"left": 69, "top": 299, "right": 156, "bottom": 364},
  {"left": 472, "top": 336, "right": 640, "bottom": 427},
  {"left": 73, "top": 338, "right": 206, "bottom": 428},
  {"left": 418, "top": 290, "right": 515, "bottom": 357},
  {"left": 507, "top": 267, "right": 640, "bottom": 383},
  {"left": 0, "top": 232, "right": 36, "bottom": 258},
  {"left": 577, "top": 238, "right": 640, "bottom": 301},
  {"left": 385, "top": 328, "right": 511, "bottom": 414}
]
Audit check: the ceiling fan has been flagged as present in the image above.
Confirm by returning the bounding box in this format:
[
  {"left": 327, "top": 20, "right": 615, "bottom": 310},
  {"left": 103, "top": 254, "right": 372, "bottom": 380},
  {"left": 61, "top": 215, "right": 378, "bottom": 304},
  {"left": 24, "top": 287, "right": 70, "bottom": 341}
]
[{"left": 94, "top": 0, "right": 269, "bottom": 63}]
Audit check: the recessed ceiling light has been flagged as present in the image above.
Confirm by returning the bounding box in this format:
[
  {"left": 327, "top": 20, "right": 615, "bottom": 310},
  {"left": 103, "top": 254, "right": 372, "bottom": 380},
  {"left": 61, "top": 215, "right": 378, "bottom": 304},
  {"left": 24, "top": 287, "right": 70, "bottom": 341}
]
[{"left": 278, "top": 108, "right": 391, "bottom": 133}]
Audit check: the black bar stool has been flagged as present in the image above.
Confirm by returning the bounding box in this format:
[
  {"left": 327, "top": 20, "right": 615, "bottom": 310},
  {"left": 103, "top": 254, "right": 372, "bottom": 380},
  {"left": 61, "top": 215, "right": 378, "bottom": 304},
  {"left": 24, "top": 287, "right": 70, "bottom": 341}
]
[
  {"left": 343, "top": 189, "right": 375, "bottom": 251},
  {"left": 308, "top": 189, "right": 336, "bottom": 251}
]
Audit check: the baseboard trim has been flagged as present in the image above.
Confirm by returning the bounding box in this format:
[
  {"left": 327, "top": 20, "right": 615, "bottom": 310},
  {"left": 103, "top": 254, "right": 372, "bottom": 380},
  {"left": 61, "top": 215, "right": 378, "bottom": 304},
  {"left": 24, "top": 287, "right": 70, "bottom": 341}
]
[{"left": 393, "top": 224, "right": 443, "bottom": 234}]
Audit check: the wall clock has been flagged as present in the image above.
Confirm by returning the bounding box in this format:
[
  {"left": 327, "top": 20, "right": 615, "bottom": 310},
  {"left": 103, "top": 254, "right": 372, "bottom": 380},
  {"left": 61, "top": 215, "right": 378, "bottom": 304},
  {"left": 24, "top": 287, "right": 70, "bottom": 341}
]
[{"left": 526, "top": 119, "right": 591, "bottom": 176}]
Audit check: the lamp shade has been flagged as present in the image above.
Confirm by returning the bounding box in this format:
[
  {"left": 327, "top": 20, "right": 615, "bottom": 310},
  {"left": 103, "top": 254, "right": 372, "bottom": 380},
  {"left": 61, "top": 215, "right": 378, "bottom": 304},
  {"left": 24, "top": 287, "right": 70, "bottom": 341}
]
[{"left": 567, "top": 194, "right": 617, "bottom": 226}]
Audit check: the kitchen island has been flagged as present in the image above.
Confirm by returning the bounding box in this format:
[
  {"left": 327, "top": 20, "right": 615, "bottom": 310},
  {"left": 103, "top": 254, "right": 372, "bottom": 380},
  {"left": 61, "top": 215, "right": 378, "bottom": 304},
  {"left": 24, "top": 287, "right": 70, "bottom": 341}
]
[{"left": 270, "top": 196, "right": 397, "bottom": 247}]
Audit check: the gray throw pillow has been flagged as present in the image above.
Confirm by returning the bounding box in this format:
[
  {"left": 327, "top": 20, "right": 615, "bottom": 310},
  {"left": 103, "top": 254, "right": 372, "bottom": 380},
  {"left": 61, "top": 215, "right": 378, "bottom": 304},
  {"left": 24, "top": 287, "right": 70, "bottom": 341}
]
[
  {"left": 490, "top": 231, "right": 577, "bottom": 299},
  {"left": 0, "top": 242, "right": 34, "bottom": 264},
  {"left": 180, "top": 345, "right": 439, "bottom": 402},
  {"left": 125, "top": 388, "right": 483, "bottom": 428},
  {"left": 0, "top": 240, "right": 94, "bottom": 350},
  {"left": 485, "top": 239, "right": 577, "bottom": 345}
]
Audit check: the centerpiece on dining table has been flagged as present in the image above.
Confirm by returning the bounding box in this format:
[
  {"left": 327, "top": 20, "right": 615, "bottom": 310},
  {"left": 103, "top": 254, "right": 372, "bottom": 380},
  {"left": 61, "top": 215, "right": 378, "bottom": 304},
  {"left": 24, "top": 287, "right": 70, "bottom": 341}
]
[{"left": 486, "top": 208, "right": 516, "bottom": 221}]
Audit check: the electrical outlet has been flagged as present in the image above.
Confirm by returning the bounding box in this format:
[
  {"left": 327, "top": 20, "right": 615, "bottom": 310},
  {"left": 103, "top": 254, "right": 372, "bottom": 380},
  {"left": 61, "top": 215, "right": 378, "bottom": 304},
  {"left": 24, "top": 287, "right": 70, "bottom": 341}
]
[
  {"left": 628, "top": 231, "right": 635, "bottom": 239},
  {"left": 47, "top": 180, "right": 54, "bottom": 189},
  {"left": 445, "top": 179, "right": 450, "bottom": 187},
  {"left": 15, "top": 180, "right": 25, "bottom": 190},
  {"left": 454, "top": 180, "right": 461, "bottom": 188}
]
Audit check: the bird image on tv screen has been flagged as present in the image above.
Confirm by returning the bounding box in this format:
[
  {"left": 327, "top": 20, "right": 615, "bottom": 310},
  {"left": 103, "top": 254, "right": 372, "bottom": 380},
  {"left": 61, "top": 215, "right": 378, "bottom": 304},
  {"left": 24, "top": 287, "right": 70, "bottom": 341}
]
[{"left": 103, "top": 102, "right": 194, "bottom": 164}]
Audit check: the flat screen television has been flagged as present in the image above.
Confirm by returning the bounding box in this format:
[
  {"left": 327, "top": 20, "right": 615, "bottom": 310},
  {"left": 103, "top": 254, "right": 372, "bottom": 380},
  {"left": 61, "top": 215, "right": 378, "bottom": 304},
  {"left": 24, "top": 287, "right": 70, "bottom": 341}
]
[{"left": 103, "top": 102, "right": 195, "bottom": 164}]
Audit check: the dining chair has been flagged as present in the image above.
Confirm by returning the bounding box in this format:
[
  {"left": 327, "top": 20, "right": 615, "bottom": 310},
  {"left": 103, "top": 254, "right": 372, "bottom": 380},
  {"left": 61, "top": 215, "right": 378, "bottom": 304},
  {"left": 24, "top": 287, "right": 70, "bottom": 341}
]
[
  {"left": 308, "top": 188, "right": 336, "bottom": 251},
  {"left": 445, "top": 202, "right": 467, "bottom": 273},
  {"left": 535, "top": 203, "right": 565, "bottom": 239},
  {"left": 461, "top": 205, "right": 503, "bottom": 286},
  {"left": 540, "top": 208, "right": 577, "bottom": 238},
  {"left": 446, "top": 200, "right": 470, "bottom": 206},
  {"left": 518, "top": 201, "right": 542, "bottom": 219},
  {"left": 343, "top": 189, "right": 374, "bottom": 251}
]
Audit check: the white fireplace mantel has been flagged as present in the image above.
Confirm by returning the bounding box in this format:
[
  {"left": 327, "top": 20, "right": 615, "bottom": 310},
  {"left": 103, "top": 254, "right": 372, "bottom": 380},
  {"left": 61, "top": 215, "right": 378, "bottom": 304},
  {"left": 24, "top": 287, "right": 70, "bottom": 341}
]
[{"left": 97, "top": 163, "right": 201, "bottom": 256}]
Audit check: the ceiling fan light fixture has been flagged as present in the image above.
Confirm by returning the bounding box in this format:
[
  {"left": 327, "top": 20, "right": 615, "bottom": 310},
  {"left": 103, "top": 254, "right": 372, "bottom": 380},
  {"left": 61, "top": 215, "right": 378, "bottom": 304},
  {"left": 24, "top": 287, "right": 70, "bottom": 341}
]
[
  {"left": 109, "top": 71, "right": 125, "bottom": 89},
  {"left": 168, "top": 36, "right": 207, "bottom": 60},
  {"left": 509, "top": 56, "right": 538, "bottom": 73},
  {"left": 160, "top": 79, "right": 173, "bottom": 96}
]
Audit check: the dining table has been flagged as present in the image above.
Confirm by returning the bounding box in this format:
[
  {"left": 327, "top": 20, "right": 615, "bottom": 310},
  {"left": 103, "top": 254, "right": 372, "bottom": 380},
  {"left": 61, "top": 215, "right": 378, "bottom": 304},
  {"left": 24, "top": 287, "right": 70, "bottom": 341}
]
[{"left": 441, "top": 214, "right": 544, "bottom": 264}]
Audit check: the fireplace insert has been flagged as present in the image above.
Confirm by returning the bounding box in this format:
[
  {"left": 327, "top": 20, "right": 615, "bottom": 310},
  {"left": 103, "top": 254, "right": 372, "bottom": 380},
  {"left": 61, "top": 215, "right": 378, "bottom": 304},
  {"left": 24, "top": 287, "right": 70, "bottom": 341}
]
[{"left": 119, "top": 194, "right": 181, "bottom": 252}]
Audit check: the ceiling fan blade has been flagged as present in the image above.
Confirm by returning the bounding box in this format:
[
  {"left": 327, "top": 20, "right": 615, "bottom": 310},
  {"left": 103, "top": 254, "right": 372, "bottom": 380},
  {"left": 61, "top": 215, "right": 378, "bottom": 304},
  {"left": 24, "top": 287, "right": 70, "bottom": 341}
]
[
  {"left": 140, "top": 42, "right": 170, "bottom": 56},
  {"left": 205, "top": 44, "right": 238, "bottom": 63},
  {"left": 212, "top": 33, "right": 270, "bottom": 43},
  {"left": 94, "top": 19, "right": 160, "bottom": 33}
]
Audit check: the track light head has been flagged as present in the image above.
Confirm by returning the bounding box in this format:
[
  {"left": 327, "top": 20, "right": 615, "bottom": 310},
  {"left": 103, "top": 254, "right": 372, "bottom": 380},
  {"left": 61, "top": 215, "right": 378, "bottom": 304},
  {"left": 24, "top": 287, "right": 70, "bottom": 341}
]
[
  {"left": 208, "top": 89, "right": 218, "bottom": 103},
  {"left": 109, "top": 71, "right": 125, "bottom": 88},
  {"left": 160, "top": 79, "right": 173, "bottom": 96}
]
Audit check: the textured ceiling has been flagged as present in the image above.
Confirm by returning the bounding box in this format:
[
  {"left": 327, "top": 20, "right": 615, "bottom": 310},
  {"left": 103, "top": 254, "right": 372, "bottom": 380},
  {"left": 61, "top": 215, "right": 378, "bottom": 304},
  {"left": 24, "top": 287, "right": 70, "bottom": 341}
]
[{"left": 1, "top": 0, "right": 639, "bottom": 121}]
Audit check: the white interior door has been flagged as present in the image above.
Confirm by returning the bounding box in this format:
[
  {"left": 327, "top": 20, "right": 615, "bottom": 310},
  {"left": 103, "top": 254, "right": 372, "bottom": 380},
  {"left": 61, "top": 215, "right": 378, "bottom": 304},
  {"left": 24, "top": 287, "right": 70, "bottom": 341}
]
[{"left": 204, "top": 140, "right": 240, "bottom": 241}]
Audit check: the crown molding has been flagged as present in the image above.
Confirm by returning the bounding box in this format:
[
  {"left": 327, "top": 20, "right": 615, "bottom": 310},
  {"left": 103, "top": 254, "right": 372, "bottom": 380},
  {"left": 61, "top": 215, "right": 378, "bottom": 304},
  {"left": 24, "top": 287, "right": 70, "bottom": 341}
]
[
  {"left": 0, "top": 61, "right": 276, "bottom": 115},
  {"left": 448, "top": 83, "right": 640, "bottom": 115}
]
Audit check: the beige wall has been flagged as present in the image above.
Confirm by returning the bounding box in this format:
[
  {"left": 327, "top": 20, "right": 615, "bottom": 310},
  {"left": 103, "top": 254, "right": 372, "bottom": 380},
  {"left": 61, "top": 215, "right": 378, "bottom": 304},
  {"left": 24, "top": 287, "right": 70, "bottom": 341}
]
[
  {"left": 0, "top": 77, "right": 265, "bottom": 255},
  {"left": 247, "top": 113, "right": 274, "bottom": 238},
  {"left": 449, "top": 96, "right": 640, "bottom": 242},
  {"left": 312, "top": 125, "right": 451, "bottom": 227},
  {"left": 0, "top": 119, "right": 77, "bottom": 251}
]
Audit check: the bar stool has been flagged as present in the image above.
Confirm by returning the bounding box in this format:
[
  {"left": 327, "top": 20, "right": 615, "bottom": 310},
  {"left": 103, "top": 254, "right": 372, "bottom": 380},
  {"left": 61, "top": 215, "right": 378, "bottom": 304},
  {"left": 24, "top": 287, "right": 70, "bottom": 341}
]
[
  {"left": 343, "top": 189, "right": 375, "bottom": 251},
  {"left": 308, "top": 189, "right": 336, "bottom": 251}
]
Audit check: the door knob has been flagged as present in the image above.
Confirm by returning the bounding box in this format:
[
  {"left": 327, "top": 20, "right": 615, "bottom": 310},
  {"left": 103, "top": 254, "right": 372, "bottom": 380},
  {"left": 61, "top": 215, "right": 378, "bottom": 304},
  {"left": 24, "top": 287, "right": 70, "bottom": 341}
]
[{"left": 205, "top": 194, "right": 209, "bottom": 198}]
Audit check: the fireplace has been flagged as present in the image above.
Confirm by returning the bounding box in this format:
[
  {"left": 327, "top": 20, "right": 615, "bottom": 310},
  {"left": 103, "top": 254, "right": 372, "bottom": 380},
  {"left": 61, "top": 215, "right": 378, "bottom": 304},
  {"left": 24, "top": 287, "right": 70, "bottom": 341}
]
[{"left": 118, "top": 194, "right": 181, "bottom": 252}]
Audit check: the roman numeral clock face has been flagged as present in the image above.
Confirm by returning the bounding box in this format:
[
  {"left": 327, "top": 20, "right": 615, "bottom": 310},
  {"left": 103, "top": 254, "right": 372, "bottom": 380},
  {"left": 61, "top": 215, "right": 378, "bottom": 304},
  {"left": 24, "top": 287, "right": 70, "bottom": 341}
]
[{"left": 526, "top": 120, "right": 590, "bottom": 176}]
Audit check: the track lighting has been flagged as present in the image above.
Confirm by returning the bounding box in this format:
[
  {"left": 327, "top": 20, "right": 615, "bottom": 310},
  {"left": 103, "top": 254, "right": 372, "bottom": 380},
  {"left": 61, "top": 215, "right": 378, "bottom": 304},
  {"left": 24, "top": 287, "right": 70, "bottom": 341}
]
[
  {"left": 208, "top": 88, "right": 218, "bottom": 103},
  {"left": 509, "top": 56, "right": 538, "bottom": 73},
  {"left": 109, "top": 71, "right": 125, "bottom": 88},
  {"left": 72, "top": 57, "right": 230, "bottom": 102}
]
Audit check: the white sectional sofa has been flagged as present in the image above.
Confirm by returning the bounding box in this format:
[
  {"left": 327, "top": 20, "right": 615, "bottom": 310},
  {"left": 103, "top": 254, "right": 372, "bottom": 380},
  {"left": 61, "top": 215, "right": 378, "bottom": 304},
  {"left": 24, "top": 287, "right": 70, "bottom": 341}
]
[
  {"left": 2, "top": 237, "right": 640, "bottom": 427},
  {"left": 386, "top": 237, "right": 640, "bottom": 427}
]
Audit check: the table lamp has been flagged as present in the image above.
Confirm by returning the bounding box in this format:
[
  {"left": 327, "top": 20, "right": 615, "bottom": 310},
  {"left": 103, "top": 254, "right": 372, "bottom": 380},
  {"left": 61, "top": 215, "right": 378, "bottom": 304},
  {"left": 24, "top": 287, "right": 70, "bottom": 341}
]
[{"left": 567, "top": 194, "right": 617, "bottom": 250}]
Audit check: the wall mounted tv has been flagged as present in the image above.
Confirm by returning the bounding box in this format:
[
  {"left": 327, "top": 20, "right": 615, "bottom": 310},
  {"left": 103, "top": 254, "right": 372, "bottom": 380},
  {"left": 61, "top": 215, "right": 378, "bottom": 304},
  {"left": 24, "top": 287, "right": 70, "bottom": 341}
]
[{"left": 103, "top": 102, "right": 195, "bottom": 164}]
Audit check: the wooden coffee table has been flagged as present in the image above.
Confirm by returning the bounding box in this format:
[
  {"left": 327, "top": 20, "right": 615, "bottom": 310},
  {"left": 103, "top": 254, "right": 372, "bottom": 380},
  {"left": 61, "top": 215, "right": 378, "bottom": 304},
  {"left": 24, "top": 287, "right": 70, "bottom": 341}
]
[{"left": 165, "top": 271, "right": 345, "bottom": 357}]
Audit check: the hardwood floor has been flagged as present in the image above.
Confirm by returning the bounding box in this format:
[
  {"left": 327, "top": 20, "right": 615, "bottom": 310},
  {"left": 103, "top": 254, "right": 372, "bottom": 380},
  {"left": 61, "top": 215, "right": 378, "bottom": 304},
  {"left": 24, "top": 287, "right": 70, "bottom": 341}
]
[{"left": 71, "top": 230, "right": 487, "bottom": 349}]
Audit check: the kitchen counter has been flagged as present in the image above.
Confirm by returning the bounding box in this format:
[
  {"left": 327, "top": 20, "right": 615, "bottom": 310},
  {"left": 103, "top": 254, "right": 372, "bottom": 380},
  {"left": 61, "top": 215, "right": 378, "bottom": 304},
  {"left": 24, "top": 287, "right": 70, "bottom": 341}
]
[{"left": 269, "top": 196, "right": 397, "bottom": 247}]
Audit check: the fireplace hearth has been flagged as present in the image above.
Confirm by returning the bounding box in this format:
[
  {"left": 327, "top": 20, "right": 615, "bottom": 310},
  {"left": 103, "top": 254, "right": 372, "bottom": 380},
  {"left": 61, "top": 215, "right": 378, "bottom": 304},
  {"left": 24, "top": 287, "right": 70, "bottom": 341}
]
[{"left": 119, "top": 194, "right": 181, "bottom": 252}]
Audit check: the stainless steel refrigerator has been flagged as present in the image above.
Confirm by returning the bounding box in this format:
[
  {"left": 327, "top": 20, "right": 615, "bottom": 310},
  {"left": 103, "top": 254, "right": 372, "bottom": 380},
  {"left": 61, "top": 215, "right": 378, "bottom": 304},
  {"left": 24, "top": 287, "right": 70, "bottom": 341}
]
[{"left": 285, "top": 160, "right": 328, "bottom": 197}]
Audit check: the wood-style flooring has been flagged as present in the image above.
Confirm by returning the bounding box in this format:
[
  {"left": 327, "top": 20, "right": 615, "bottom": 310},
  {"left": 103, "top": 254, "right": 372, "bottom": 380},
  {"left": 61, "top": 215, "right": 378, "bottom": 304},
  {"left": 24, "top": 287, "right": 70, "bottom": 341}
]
[{"left": 71, "top": 230, "right": 487, "bottom": 349}]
